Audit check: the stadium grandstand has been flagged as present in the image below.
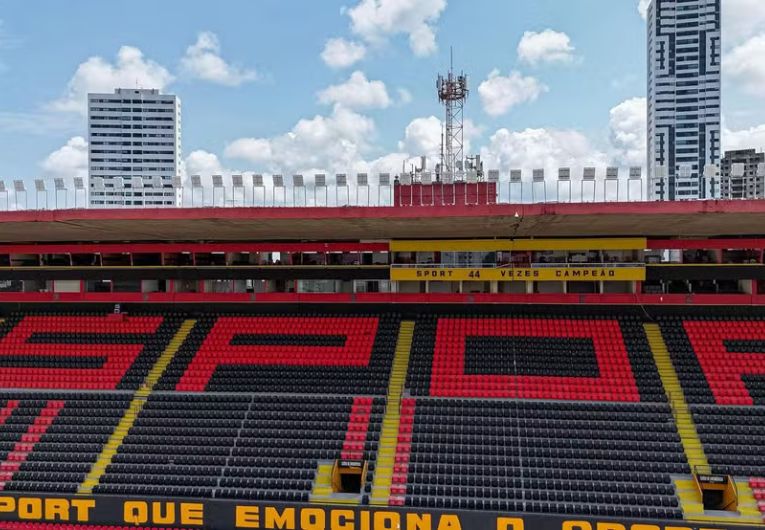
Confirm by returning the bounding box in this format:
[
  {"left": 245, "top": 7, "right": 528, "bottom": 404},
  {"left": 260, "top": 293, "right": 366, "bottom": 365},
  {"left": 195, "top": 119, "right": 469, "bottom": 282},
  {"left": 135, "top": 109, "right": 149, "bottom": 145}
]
[{"left": 0, "top": 197, "right": 765, "bottom": 530}]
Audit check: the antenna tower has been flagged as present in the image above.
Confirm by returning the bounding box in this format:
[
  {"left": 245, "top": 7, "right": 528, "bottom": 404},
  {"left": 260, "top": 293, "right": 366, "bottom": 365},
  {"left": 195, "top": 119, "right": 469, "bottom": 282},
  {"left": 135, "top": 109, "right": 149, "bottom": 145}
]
[{"left": 437, "top": 49, "right": 468, "bottom": 180}]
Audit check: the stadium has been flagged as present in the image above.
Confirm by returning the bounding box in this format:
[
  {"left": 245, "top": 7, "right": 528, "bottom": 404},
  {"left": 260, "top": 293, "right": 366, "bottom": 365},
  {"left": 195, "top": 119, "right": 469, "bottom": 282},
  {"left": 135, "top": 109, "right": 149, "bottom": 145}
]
[{"left": 0, "top": 193, "right": 763, "bottom": 530}]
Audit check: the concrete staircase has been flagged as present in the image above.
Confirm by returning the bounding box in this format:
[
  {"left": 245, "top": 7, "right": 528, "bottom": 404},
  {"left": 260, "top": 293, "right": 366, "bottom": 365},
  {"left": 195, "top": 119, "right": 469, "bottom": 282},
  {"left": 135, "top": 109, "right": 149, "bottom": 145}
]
[{"left": 369, "top": 321, "right": 414, "bottom": 505}]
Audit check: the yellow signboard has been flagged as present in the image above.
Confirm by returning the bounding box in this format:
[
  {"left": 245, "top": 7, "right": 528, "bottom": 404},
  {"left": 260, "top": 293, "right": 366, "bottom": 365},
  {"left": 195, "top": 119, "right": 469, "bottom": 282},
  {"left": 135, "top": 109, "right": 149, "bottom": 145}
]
[{"left": 391, "top": 267, "right": 646, "bottom": 282}]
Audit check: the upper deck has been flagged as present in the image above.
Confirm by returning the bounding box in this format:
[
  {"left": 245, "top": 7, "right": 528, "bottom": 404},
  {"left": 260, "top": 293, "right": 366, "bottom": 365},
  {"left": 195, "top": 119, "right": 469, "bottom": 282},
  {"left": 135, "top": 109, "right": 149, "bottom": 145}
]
[{"left": 2, "top": 200, "right": 765, "bottom": 243}]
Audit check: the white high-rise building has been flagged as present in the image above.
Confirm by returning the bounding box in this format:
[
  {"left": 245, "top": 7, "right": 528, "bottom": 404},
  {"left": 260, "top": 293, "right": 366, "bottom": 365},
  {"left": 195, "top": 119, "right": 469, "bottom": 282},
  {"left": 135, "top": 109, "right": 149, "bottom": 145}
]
[
  {"left": 88, "top": 88, "right": 181, "bottom": 207},
  {"left": 647, "top": 0, "right": 721, "bottom": 200}
]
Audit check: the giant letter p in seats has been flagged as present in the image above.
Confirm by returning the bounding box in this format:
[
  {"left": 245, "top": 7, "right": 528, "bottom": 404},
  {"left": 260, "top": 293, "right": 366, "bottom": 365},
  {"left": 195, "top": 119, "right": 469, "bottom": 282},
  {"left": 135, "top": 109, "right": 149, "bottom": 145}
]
[{"left": 175, "top": 317, "right": 380, "bottom": 392}]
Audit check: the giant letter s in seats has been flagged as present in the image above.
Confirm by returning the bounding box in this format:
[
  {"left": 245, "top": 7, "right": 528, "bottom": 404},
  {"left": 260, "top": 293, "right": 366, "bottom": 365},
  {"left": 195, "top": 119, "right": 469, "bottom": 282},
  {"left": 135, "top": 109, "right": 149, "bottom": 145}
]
[
  {"left": 0, "top": 316, "right": 163, "bottom": 390},
  {"left": 175, "top": 317, "right": 379, "bottom": 391},
  {"left": 431, "top": 318, "right": 640, "bottom": 401},
  {"left": 683, "top": 320, "right": 765, "bottom": 405}
]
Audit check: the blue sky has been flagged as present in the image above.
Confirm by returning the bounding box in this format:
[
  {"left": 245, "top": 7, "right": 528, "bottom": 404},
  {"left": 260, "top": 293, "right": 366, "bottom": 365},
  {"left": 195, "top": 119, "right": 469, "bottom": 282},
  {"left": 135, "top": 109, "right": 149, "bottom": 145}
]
[{"left": 0, "top": 0, "right": 763, "bottom": 189}]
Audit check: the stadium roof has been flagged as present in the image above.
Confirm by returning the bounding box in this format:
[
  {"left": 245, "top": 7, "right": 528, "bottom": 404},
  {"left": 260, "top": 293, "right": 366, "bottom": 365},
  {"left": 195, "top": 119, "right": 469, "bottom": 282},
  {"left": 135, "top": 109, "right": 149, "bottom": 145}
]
[{"left": 1, "top": 201, "right": 765, "bottom": 243}]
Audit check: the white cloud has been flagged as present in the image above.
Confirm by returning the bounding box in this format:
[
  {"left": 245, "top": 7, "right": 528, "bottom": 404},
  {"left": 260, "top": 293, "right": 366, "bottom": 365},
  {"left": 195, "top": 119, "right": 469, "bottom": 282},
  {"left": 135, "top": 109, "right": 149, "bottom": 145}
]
[
  {"left": 517, "top": 29, "right": 576, "bottom": 66},
  {"left": 398, "top": 116, "right": 442, "bottom": 156},
  {"left": 185, "top": 149, "right": 228, "bottom": 177},
  {"left": 223, "top": 105, "right": 376, "bottom": 175},
  {"left": 49, "top": 46, "right": 174, "bottom": 114},
  {"left": 477, "top": 69, "right": 547, "bottom": 117},
  {"left": 609, "top": 97, "right": 647, "bottom": 167},
  {"left": 723, "top": 0, "right": 765, "bottom": 45},
  {"left": 397, "top": 115, "right": 481, "bottom": 158},
  {"left": 320, "top": 38, "right": 367, "bottom": 69},
  {"left": 480, "top": 127, "right": 613, "bottom": 201},
  {"left": 346, "top": 0, "right": 446, "bottom": 57},
  {"left": 480, "top": 127, "right": 609, "bottom": 174},
  {"left": 724, "top": 34, "right": 765, "bottom": 97},
  {"left": 180, "top": 31, "right": 257, "bottom": 86},
  {"left": 724, "top": 123, "right": 765, "bottom": 152},
  {"left": 40, "top": 136, "right": 88, "bottom": 177},
  {"left": 317, "top": 71, "right": 391, "bottom": 110},
  {"left": 397, "top": 88, "right": 413, "bottom": 105},
  {"left": 638, "top": 0, "right": 651, "bottom": 20}
]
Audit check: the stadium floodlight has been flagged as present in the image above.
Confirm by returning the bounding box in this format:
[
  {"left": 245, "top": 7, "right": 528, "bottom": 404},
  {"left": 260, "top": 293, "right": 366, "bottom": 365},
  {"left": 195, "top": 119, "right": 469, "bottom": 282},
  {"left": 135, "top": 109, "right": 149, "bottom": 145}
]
[
  {"left": 557, "top": 168, "right": 571, "bottom": 203},
  {"left": 336, "top": 173, "right": 349, "bottom": 206},
  {"left": 419, "top": 171, "right": 433, "bottom": 206},
  {"left": 628, "top": 167, "right": 643, "bottom": 201},
  {"left": 292, "top": 174, "right": 305, "bottom": 206},
  {"left": 272, "top": 174, "right": 285, "bottom": 206},
  {"left": 531, "top": 169, "right": 546, "bottom": 203},
  {"left": 231, "top": 175, "right": 244, "bottom": 206},
  {"left": 758, "top": 163, "right": 765, "bottom": 178},
  {"left": 71, "top": 177, "right": 85, "bottom": 209},
  {"left": 127, "top": 177, "right": 143, "bottom": 208},
  {"left": 190, "top": 175, "right": 203, "bottom": 207},
  {"left": 486, "top": 170, "right": 499, "bottom": 204},
  {"left": 212, "top": 174, "right": 225, "bottom": 207},
  {"left": 377, "top": 173, "right": 391, "bottom": 206},
  {"left": 605, "top": 167, "right": 619, "bottom": 202},
  {"left": 13, "top": 180, "right": 26, "bottom": 210},
  {"left": 356, "top": 173, "right": 369, "bottom": 206},
  {"left": 703, "top": 165, "right": 719, "bottom": 199},
  {"left": 397, "top": 173, "right": 413, "bottom": 206},
  {"left": 510, "top": 170, "right": 522, "bottom": 183},
  {"left": 509, "top": 169, "right": 522, "bottom": 204},
  {"left": 464, "top": 170, "right": 479, "bottom": 206},
  {"left": 314, "top": 174, "right": 327, "bottom": 206},
  {"left": 0, "top": 180, "right": 7, "bottom": 211},
  {"left": 53, "top": 178, "right": 66, "bottom": 210},
  {"left": 581, "top": 168, "right": 596, "bottom": 203},
  {"left": 170, "top": 176, "right": 184, "bottom": 207},
  {"left": 651, "top": 165, "right": 668, "bottom": 201},
  {"left": 252, "top": 174, "right": 265, "bottom": 207},
  {"left": 34, "top": 179, "right": 47, "bottom": 210}
]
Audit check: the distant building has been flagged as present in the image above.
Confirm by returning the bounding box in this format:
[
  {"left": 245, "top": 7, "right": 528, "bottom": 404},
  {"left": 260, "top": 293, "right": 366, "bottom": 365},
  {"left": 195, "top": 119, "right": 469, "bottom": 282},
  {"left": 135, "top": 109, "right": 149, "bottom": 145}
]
[
  {"left": 88, "top": 88, "right": 181, "bottom": 207},
  {"left": 720, "top": 149, "right": 765, "bottom": 199},
  {"left": 647, "top": 0, "right": 721, "bottom": 200}
]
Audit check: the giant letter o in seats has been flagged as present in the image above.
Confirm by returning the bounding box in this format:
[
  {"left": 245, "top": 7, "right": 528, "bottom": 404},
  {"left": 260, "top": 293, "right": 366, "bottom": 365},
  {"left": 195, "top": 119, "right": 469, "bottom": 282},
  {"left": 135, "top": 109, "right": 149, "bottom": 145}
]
[{"left": 430, "top": 318, "right": 640, "bottom": 401}]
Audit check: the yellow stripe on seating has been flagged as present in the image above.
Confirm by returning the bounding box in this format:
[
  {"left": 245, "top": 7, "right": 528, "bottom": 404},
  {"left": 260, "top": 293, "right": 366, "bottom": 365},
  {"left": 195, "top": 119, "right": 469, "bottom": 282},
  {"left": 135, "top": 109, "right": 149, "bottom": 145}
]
[
  {"left": 369, "top": 321, "right": 414, "bottom": 506},
  {"left": 77, "top": 319, "right": 196, "bottom": 495}
]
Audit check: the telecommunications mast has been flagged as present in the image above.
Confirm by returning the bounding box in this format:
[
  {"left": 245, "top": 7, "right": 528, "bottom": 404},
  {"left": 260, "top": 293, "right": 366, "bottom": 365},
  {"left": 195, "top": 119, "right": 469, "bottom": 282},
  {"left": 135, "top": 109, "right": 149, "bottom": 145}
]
[{"left": 437, "top": 49, "right": 468, "bottom": 181}]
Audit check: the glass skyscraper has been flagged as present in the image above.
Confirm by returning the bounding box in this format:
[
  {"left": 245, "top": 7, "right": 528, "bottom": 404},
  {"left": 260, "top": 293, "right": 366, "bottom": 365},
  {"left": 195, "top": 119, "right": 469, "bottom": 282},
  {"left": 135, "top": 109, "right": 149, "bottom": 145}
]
[{"left": 647, "top": 0, "right": 721, "bottom": 200}]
